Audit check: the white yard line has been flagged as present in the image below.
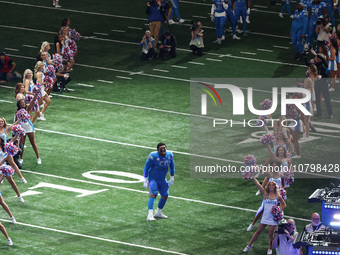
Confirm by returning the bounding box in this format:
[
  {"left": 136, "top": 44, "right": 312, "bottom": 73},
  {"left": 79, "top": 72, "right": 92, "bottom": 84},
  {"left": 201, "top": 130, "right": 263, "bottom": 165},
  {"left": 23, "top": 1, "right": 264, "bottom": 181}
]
[
  {"left": 4, "top": 47, "right": 19, "bottom": 51},
  {"left": 0, "top": 100, "right": 13, "bottom": 103},
  {"left": 188, "top": 61, "right": 205, "bottom": 65},
  {"left": 97, "top": 79, "right": 114, "bottom": 84},
  {"left": 240, "top": 52, "right": 256, "bottom": 55},
  {"left": 153, "top": 69, "right": 169, "bottom": 73},
  {"left": 206, "top": 58, "right": 222, "bottom": 62},
  {"left": 128, "top": 26, "right": 143, "bottom": 30},
  {"left": 77, "top": 83, "right": 95, "bottom": 88},
  {"left": 273, "top": 45, "right": 290, "bottom": 50},
  {"left": 22, "top": 44, "right": 38, "bottom": 48},
  {"left": 171, "top": 65, "right": 187, "bottom": 69},
  {"left": 93, "top": 32, "right": 109, "bottom": 36},
  {"left": 0, "top": 218, "right": 188, "bottom": 255},
  {"left": 257, "top": 49, "right": 274, "bottom": 53},
  {"left": 116, "top": 76, "right": 132, "bottom": 80}
]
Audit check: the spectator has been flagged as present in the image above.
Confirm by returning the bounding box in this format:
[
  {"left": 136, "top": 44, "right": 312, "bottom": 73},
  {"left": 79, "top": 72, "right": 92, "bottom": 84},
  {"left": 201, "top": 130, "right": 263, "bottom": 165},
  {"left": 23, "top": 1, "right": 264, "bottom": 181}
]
[
  {"left": 190, "top": 22, "right": 204, "bottom": 56},
  {"left": 158, "top": 32, "right": 177, "bottom": 59},
  {"left": 146, "top": 0, "right": 163, "bottom": 47},
  {"left": 304, "top": 212, "right": 326, "bottom": 234},
  {"left": 140, "top": 30, "right": 155, "bottom": 61},
  {"left": 271, "top": 219, "right": 300, "bottom": 255},
  {"left": 0, "top": 52, "right": 22, "bottom": 82}
]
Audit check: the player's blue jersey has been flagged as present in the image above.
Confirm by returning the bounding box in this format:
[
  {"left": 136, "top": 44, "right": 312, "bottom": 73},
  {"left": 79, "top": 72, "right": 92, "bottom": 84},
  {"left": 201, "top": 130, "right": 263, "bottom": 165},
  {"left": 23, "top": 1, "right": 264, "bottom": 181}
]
[
  {"left": 235, "top": 0, "right": 247, "bottom": 7},
  {"left": 321, "top": 0, "right": 334, "bottom": 8},
  {"left": 308, "top": 2, "right": 327, "bottom": 20},
  {"left": 300, "top": 0, "right": 313, "bottom": 10},
  {"left": 213, "top": 0, "right": 228, "bottom": 13},
  {"left": 291, "top": 10, "right": 308, "bottom": 34},
  {"left": 144, "top": 151, "right": 175, "bottom": 181}
]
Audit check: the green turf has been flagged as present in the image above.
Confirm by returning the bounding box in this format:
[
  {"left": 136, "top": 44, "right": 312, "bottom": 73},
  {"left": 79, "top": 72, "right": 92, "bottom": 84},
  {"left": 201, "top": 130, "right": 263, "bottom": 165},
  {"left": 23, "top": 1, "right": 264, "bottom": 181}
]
[{"left": 0, "top": 0, "right": 339, "bottom": 254}]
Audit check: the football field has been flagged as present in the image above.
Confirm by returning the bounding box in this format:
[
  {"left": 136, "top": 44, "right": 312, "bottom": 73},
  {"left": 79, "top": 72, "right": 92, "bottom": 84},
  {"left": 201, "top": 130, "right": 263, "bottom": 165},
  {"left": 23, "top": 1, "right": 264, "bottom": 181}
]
[{"left": 0, "top": 0, "right": 340, "bottom": 254}]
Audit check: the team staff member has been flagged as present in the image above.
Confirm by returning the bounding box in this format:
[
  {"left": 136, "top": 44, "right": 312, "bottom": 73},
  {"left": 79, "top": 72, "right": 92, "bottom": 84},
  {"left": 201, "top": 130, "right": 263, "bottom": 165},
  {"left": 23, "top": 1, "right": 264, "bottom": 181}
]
[{"left": 143, "top": 143, "right": 175, "bottom": 221}]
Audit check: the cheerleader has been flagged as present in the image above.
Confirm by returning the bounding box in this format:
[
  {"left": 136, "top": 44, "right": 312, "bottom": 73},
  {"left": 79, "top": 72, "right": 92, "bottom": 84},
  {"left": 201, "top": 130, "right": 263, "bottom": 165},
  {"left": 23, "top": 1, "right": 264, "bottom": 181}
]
[
  {"left": 61, "top": 18, "right": 79, "bottom": 57},
  {"left": 14, "top": 83, "right": 25, "bottom": 101},
  {"left": 16, "top": 95, "right": 41, "bottom": 165},
  {"left": 0, "top": 137, "right": 25, "bottom": 202},
  {"left": 34, "top": 61, "right": 51, "bottom": 120},
  {"left": 0, "top": 218, "right": 13, "bottom": 246},
  {"left": 303, "top": 78, "right": 315, "bottom": 138},
  {"left": 60, "top": 26, "right": 75, "bottom": 72},
  {"left": 329, "top": 38, "right": 338, "bottom": 91},
  {"left": 0, "top": 119, "right": 27, "bottom": 183},
  {"left": 306, "top": 64, "right": 317, "bottom": 114},
  {"left": 23, "top": 69, "right": 41, "bottom": 123},
  {"left": 243, "top": 178, "right": 286, "bottom": 254},
  {"left": 247, "top": 160, "right": 285, "bottom": 232},
  {"left": 40, "top": 42, "right": 54, "bottom": 66},
  {"left": 335, "top": 31, "right": 340, "bottom": 84}
]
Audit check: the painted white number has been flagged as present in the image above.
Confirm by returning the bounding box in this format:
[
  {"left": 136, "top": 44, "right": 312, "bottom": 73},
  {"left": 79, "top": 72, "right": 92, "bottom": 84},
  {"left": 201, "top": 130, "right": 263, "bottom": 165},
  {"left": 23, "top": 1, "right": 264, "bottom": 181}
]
[
  {"left": 82, "top": 170, "right": 144, "bottom": 184},
  {"left": 20, "top": 182, "right": 108, "bottom": 198}
]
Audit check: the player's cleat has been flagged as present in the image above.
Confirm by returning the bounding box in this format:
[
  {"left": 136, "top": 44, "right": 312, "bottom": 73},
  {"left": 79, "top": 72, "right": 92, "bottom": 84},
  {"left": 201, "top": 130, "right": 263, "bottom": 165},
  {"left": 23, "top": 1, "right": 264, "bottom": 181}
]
[
  {"left": 7, "top": 238, "right": 13, "bottom": 246},
  {"left": 10, "top": 217, "right": 16, "bottom": 224},
  {"left": 221, "top": 35, "right": 225, "bottom": 40},
  {"left": 147, "top": 214, "right": 156, "bottom": 221},
  {"left": 179, "top": 19, "right": 185, "bottom": 24},
  {"left": 168, "top": 19, "right": 175, "bottom": 24},
  {"left": 213, "top": 39, "right": 219, "bottom": 43},
  {"left": 154, "top": 211, "right": 168, "bottom": 219},
  {"left": 233, "top": 35, "right": 240, "bottom": 40},
  {"left": 246, "top": 16, "right": 250, "bottom": 23},
  {"left": 243, "top": 245, "right": 253, "bottom": 252},
  {"left": 37, "top": 158, "right": 42, "bottom": 164},
  {"left": 21, "top": 177, "right": 27, "bottom": 184},
  {"left": 18, "top": 196, "right": 24, "bottom": 203},
  {"left": 247, "top": 224, "right": 254, "bottom": 231},
  {"left": 267, "top": 249, "right": 273, "bottom": 255},
  {"left": 279, "top": 13, "right": 283, "bottom": 18},
  {"left": 55, "top": 4, "right": 61, "bottom": 8},
  {"left": 329, "top": 88, "right": 335, "bottom": 92},
  {"left": 243, "top": 33, "right": 248, "bottom": 37}
]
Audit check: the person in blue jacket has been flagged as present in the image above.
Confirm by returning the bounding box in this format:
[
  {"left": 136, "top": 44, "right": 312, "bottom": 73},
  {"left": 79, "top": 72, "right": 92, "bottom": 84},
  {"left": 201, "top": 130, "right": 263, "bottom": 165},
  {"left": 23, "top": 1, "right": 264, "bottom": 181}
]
[
  {"left": 291, "top": 3, "right": 308, "bottom": 60},
  {"left": 233, "top": 0, "right": 251, "bottom": 36},
  {"left": 143, "top": 143, "right": 175, "bottom": 221},
  {"left": 307, "top": 0, "right": 327, "bottom": 46}
]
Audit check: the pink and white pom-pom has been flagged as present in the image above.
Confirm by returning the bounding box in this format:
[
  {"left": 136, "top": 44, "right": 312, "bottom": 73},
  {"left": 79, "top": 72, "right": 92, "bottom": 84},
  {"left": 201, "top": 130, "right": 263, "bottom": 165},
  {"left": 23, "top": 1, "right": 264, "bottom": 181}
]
[
  {"left": 5, "top": 141, "right": 19, "bottom": 157},
  {"left": 11, "top": 124, "right": 26, "bottom": 138},
  {"left": 283, "top": 169, "right": 295, "bottom": 186},
  {"left": 244, "top": 154, "right": 256, "bottom": 166},
  {"left": 63, "top": 47, "right": 74, "bottom": 62},
  {"left": 33, "top": 83, "right": 42, "bottom": 99},
  {"left": 241, "top": 165, "right": 258, "bottom": 180},
  {"left": 24, "top": 94, "right": 39, "bottom": 112},
  {"left": 256, "top": 115, "right": 269, "bottom": 126},
  {"left": 46, "top": 65, "right": 56, "bottom": 79},
  {"left": 279, "top": 188, "right": 287, "bottom": 201},
  {"left": 271, "top": 205, "right": 283, "bottom": 221},
  {"left": 44, "top": 76, "right": 54, "bottom": 90},
  {"left": 16, "top": 109, "right": 30, "bottom": 123},
  {"left": 0, "top": 164, "right": 15, "bottom": 176},
  {"left": 260, "top": 99, "right": 272, "bottom": 110},
  {"left": 260, "top": 133, "right": 275, "bottom": 145}
]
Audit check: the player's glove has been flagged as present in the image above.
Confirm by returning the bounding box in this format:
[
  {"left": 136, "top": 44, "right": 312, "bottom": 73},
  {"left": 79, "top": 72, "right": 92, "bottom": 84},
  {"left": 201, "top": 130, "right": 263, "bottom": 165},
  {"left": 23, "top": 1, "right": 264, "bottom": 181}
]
[
  {"left": 210, "top": 14, "right": 215, "bottom": 22},
  {"left": 168, "top": 176, "right": 174, "bottom": 186},
  {"left": 143, "top": 178, "right": 149, "bottom": 189},
  {"left": 246, "top": 8, "right": 251, "bottom": 15}
]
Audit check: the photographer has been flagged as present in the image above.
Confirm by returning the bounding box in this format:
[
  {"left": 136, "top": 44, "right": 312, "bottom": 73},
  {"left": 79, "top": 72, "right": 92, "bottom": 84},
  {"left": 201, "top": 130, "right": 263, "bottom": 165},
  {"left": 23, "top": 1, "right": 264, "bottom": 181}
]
[
  {"left": 272, "top": 219, "right": 301, "bottom": 255},
  {"left": 140, "top": 30, "right": 155, "bottom": 61},
  {"left": 158, "top": 32, "right": 176, "bottom": 59},
  {"left": 315, "top": 15, "right": 332, "bottom": 47},
  {"left": 189, "top": 22, "right": 204, "bottom": 56}
]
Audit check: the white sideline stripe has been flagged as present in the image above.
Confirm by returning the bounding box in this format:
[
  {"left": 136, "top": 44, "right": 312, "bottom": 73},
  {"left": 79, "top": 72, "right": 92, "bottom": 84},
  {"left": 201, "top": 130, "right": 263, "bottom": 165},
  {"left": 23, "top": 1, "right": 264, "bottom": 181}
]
[
  {"left": 206, "top": 58, "right": 222, "bottom": 62},
  {"left": 0, "top": 1, "right": 147, "bottom": 21},
  {"left": 273, "top": 45, "right": 290, "bottom": 50},
  {"left": 311, "top": 133, "right": 340, "bottom": 139},
  {"left": 153, "top": 69, "right": 169, "bottom": 73},
  {"left": 67, "top": 88, "right": 75, "bottom": 91},
  {"left": 97, "top": 79, "right": 114, "bottom": 84},
  {"left": 0, "top": 218, "right": 188, "bottom": 255},
  {"left": 0, "top": 2, "right": 291, "bottom": 40},
  {"left": 188, "top": 61, "right": 205, "bottom": 65},
  {"left": 0, "top": 100, "right": 13, "bottom": 103},
  {"left": 1, "top": 26, "right": 301, "bottom": 67},
  {"left": 77, "top": 83, "right": 95, "bottom": 88},
  {"left": 257, "top": 48, "right": 274, "bottom": 53},
  {"left": 240, "top": 51, "right": 256, "bottom": 55},
  {"left": 93, "top": 32, "right": 109, "bottom": 36},
  {"left": 192, "top": 15, "right": 207, "bottom": 19},
  {"left": 111, "top": 29, "right": 126, "bottom": 33},
  {"left": 313, "top": 121, "right": 340, "bottom": 129},
  {"left": 19, "top": 170, "right": 310, "bottom": 223},
  {"left": 33, "top": 127, "right": 243, "bottom": 164},
  {"left": 22, "top": 44, "right": 38, "bottom": 48},
  {"left": 116, "top": 76, "right": 132, "bottom": 80},
  {"left": 170, "top": 65, "right": 187, "bottom": 69},
  {"left": 253, "top": 4, "right": 268, "bottom": 8},
  {"left": 128, "top": 26, "right": 143, "bottom": 30},
  {"left": 4, "top": 47, "right": 19, "bottom": 51}
]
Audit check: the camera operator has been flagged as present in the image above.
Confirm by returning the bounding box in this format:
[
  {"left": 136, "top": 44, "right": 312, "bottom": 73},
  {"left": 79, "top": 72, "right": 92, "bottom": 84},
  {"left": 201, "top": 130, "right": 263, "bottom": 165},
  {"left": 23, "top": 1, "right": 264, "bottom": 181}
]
[
  {"left": 272, "top": 219, "right": 301, "bottom": 255},
  {"left": 315, "top": 15, "right": 332, "bottom": 47},
  {"left": 189, "top": 21, "right": 204, "bottom": 56},
  {"left": 158, "top": 32, "right": 176, "bottom": 59},
  {"left": 140, "top": 30, "right": 155, "bottom": 61}
]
